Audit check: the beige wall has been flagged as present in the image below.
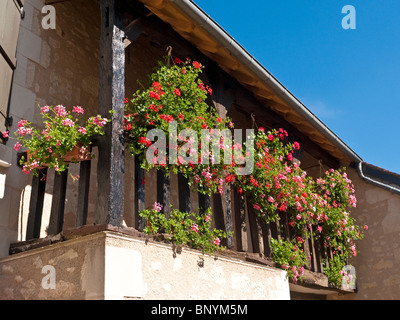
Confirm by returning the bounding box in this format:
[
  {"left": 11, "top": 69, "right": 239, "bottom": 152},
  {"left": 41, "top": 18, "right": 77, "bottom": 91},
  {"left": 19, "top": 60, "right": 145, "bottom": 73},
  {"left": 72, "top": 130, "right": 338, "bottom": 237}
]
[
  {"left": 0, "top": 231, "right": 290, "bottom": 300},
  {"left": 0, "top": 0, "right": 101, "bottom": 257},
  {"left": 329, "top": 167, "right": 400, "bottom": 300}
]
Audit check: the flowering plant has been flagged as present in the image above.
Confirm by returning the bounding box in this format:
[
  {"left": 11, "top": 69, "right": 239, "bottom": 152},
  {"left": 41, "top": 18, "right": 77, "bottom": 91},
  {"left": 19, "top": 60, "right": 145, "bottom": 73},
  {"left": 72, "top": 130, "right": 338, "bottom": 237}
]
[
  {"left": 124, "top": 58, "right": 367, "bottom": 286},
  {"left": 140, "top": 203, "right": 228, "bottom": 254},
  {"left": 233, "top": 127, "right": 367, "bottom": 287},
  {"left": 12, "top": 104, "right": 110, "bottom": 175},
  {"left": 270, "top": 238, "right": 307, "bottom": 283},
  {"left": 124, "top": 57, "right": 233, "bottom": 195}
]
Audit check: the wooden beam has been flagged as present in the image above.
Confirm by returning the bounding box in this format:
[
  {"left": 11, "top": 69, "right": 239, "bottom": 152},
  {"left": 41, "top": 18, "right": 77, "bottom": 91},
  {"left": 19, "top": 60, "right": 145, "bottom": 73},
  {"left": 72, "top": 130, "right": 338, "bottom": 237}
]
[
  {"left": 135, "top": 156, "right": 146, "bottom": 231},
  {"left": 221, "top": 185, "right": 234, "bottom": 249},
  {"left": 48, "top": 169, "right": 68, "bottom": 235},
  {"left": 96, "top": 0, "right": 125, "bottom": 226},
  {"left": 76, "top": 160, "right": 91, "bottom": 227},
  {"left": 157, "top": 170, "right": 171, "bottom": 219},
  {"left": 178, "top": 173, "right": 190, "bottom": 213},
  {"left": 26, "top": 169, "right": 47, "bottom": 240}
]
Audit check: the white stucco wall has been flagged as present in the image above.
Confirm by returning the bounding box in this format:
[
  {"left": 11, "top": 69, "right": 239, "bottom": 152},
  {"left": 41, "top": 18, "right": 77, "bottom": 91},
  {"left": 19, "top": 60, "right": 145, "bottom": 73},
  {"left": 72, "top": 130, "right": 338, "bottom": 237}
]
[{"left": 0, "top": 231, "right": 290, "bottom": 300}]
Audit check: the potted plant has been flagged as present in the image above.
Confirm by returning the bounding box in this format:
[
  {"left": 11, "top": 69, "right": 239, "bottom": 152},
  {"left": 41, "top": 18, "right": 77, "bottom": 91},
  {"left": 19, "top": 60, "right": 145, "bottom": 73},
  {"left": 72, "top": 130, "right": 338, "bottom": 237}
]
[
  {"left": 13, "top": 104, "right": 110, "bottom": 176},
  {"left": 124, "top": 57, "right": 234, "bottom": 196}
]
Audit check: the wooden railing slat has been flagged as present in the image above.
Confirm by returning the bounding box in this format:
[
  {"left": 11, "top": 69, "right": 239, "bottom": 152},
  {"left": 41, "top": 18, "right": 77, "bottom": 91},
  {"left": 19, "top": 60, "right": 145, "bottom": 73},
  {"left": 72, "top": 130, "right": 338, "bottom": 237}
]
[
  {"left": 76, "top": 160, "right": 91, "bottom": 227},
  {"left": 178, "top": 173, "right": 190, "bottom": 213},
  {"left": 48, "top": 168, "right": 69, "bottom": 235},
  {"left": 26, "top": 168, "right": 47, "bottom": 240},
  {"left": 157, "top": 170, "right": 170, "bottom": 219},
  {"left": 135, "top": 156, "right": 145, "bottom": 231}
]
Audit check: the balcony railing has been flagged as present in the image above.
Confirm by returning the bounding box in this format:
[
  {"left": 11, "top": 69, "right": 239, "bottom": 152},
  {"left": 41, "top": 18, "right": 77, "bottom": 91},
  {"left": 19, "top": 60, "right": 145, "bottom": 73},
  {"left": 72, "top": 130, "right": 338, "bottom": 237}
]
[{"left": 12, "top": 147, "right": 334, "bottom": 282}]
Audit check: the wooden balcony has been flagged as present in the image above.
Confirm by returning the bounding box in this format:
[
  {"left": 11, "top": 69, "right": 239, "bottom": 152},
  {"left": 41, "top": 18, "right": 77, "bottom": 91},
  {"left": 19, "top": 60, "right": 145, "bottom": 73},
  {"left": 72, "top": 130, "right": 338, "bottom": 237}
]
[
  {"left": 8, "top": 0, "right": 355, "bottom": 298},
  {"left": 12, "top": 147, "right": 354, "bottom": 297}
]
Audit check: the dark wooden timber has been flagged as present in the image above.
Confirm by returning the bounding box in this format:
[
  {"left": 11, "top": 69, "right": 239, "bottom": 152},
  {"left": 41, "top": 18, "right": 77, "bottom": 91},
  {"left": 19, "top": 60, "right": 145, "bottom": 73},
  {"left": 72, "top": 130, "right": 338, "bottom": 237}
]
[
  {"left": 97, "top": 0, "right": 125, "bottom": 226},
  {"left": 198, "top": 192, "right": 210, "bottom": 212},
  {"left": 76, "top": 160, "right": 91, "bottom": 227},
  {"left": 233, "top": 191, "right": 248, "bottom": 252},
  {"left": 178, "top": 173, "right": 190, "bottom": 213},
  {"left": 221, "top": 184, "right": 234, "bottom": 249},
  {"left": 48, "top": 169, "right": 68, "bottom": 235},
  {"left": 26, "top": 168, "right": 47, "bottom": 240},
  {"left": 135, "top": 155, "right": 145, "bottom": 231},
  {"left": 157, "top": 170, "right": 171, "bottom": 219}
]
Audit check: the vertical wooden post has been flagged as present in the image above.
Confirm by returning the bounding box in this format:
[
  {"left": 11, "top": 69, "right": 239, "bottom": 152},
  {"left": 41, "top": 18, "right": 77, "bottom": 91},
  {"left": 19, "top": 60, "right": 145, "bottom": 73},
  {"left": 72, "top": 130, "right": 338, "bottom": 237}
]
[
  {"left": 48, "top": 169, "right": 68, "bottom": 235},
  {"left": 221, "top": 185, "right": 234, "bottom": 249},
  {"left": 157, "top": 171, "right": 170, "bottom": 219},
  {"left": 76, "top": 160, "right": 91, "bottom": 227},
  {"left": 233, "top": 191, "right": 248, "bottom": 252},
  {"left": 26, "top": 168, "right": 47, "bottom": 240},
  {"left": 178, "top": 173, "right": 190, "bottom": 213},
  {"left": 198, "top": 192, "right": 210, "bottom": 213},
  {"left": 97, "top": 0, "right": 125, "bottom": 226},
  {"left": 135, "top": 156, "right": 145, "bottom": 231}
]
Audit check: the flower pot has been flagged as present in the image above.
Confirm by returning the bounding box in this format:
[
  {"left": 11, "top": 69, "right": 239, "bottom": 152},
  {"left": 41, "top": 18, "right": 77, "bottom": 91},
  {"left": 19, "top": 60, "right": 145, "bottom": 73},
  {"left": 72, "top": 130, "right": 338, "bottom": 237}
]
[
  {"left": 62, "top": 143, "right": 92, "bottom": 162},
  {"left": 26, "top": 142, "right": 92, "bottom": 169}
]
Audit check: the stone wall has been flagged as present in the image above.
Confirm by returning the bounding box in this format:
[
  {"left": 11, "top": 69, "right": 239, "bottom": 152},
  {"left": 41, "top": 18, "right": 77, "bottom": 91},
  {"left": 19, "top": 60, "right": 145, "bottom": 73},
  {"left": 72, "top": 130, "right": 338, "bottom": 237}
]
[
  {"left": 0, "top": 0, "right": 102, "bottom": 256},
  {"left": 328, "top": 167, "right": 400, "bottom": 300}
]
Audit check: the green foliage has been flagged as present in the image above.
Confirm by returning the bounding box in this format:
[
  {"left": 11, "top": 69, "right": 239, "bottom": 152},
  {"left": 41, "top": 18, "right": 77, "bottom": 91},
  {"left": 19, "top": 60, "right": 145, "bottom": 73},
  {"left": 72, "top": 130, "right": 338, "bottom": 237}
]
[
  {"left": 270, "top": 238, "right": 307, "bottom": 283},
  {"left": 140, "top": 205, "right": 227, "bottom": 254},
  {"left": 124, "top": 57, "right": 233, "bottom": 196},
  {"left": 14, "top": 104, "right": 110, "bottom": 176}
]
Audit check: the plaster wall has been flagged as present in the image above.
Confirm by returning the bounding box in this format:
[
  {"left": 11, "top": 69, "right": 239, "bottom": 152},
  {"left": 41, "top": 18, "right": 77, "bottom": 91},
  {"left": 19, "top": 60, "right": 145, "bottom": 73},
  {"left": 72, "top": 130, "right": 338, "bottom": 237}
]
[{"left": 0, "top": 231, "right": 290, "bottom": 300}]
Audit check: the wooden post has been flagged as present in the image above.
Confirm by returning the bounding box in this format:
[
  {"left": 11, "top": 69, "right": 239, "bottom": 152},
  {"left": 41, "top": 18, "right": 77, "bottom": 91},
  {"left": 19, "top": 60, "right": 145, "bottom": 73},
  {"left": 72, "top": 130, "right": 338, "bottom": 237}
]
[
  {"left": 97, "top": 0, "right": 125, "bottom": 226},
  {"left": 221, "top": 185, "right": 234, "bottom": 249},
  {"left": 198, "top": 192, "right": 210, "bottom": 212},
  {"left": 233, "top": 191, "right": 248, "bottom": 252},
  {"left": 48, "top": 169, "right": 68, "bottom": 235},
  {"left": 157, "top": 170, "right": 171, "bottom": 219},
  {"left": 135, "top": 155, "right": 145, "bottom": 231},
  {"left": 76, "top": 160, "right": 91, "bottom": 227},
  {"left": 26, "top": 168, "right": 47, "bottom": 240},
  {"left": 178, "top": 173, "right": 190, "bottom": 213}
]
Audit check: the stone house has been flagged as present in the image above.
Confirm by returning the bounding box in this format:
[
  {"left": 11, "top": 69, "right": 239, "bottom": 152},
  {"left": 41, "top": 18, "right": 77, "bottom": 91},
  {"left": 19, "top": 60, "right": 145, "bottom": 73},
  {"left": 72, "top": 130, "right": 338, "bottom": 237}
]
[{"left": 0, "top": 0, "right": 399, "bottom": 300}]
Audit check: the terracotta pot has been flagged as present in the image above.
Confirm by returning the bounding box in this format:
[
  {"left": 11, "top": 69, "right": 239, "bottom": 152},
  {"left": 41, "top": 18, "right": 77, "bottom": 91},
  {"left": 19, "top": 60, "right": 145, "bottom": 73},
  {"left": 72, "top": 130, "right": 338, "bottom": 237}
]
[
  {"left": 27, "top": 142, "right": 92, "bottom": 168},
  {"left": 62, "top": 142, "right": 92, "bottom": 162}
]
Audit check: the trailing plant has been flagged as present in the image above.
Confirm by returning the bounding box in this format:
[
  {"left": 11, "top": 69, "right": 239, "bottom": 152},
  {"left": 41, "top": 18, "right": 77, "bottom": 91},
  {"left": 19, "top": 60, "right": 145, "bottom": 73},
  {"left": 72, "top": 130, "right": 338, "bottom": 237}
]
[
  {"left": 124, "top": 57, "right": 234, "bottom": 196},
  {"left": 140, "top": 203, "right": 228, "bottom": 254},
  {"left": 10, "top": 104, "right": 110, "bottom": 176},
  {"left": 270, "top": 238, "right": 307, "bottom": 284},
  {"left": 233, "top": 126, "right": 367, "bottom": 286}
]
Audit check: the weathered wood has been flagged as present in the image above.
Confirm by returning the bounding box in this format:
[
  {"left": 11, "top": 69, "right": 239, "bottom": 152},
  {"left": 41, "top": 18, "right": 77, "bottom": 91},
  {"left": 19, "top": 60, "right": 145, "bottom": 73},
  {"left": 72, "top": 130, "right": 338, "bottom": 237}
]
[
  {"left": 233, "top": 191, "right": 248, "bottom": 252},
  {"left": 309, "top": 227, "right": 318, "bottom": 272},
  {"left": 221, "top": 184, "right": 234, "bottom": 249},
  {"left": 261, "top": 221, "right": 273, "bottom": 257},
  {"left": 76, "top": 160, "right": 91, "bottom": 227},
  {"left": 247, "top": 202, "right": 264, "bottom": 256},
  {"left": 48, "top": 169, "right": 68, "bottom": 235},
  {"left": 157, "top": 170, "right": 170, "bottom": 219},
  {"left": 96, "top": 0, "right": 125, "bottom": 226},
  {"left": 26, "top": 168, "right": 47, "bottom": 240},
  {"left": 135, "top": 155, "right": 145, "bottom": 231},
  {"left": 303, "top": 232, "right": 312, "bottom": 269},
  {"left": 178, "top": 173, "right": 190, "bottom": 213},
  {"left": 198, "top": 192, "right": 210, "bottom": 212},
  {"left": 10, "top": 233, "right": 63, "bottom": 255}
]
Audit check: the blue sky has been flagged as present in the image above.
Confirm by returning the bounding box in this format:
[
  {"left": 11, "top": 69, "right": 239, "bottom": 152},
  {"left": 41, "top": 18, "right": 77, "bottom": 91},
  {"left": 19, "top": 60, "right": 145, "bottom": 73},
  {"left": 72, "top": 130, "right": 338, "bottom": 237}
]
[{"left": 194, "top": 0, "right": 400, "bottom": 174}]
